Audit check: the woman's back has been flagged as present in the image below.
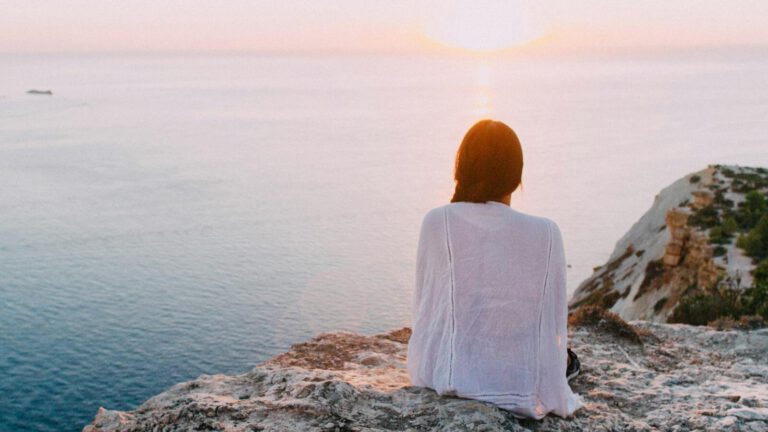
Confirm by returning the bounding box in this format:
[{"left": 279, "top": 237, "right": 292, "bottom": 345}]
[{"left": 407, "top": 200, "right": 583, "bottom": 419}]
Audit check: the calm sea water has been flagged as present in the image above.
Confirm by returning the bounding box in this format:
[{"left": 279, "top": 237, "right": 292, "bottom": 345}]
[{"left": 1, "top": 51, "right": 767, "bottom": 431}]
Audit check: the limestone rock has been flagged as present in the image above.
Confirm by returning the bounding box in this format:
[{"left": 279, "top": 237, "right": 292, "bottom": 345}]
[{"left": 83, "top": 324, "right": 768, "bottom": 432}]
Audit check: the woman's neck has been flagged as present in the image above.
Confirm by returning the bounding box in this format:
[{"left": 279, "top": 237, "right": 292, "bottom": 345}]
[{"left": 495, "top": 194, "right": 512, "bottom": 206}]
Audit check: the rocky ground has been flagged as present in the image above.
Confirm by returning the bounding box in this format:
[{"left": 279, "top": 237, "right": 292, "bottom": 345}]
[{"left": 84, "top": 315, "right": 768, "bottom": 432}]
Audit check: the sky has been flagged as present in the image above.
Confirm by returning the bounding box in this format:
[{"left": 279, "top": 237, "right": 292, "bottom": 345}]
[{"left": 1, "top": 0, "right": 767, "bottom": 54}]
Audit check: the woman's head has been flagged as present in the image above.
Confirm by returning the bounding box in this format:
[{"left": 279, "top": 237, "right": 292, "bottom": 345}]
[{"left": 451, "top": 119, "right": 523, "bottom": 203}]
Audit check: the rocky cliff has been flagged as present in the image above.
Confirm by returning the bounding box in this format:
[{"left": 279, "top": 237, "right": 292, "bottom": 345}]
[
  {"left": 569, "top": 165, "right": 767, "bottom": 322},
  {"left": 83, "top": 313, "right": 768, "bottom": 432}
]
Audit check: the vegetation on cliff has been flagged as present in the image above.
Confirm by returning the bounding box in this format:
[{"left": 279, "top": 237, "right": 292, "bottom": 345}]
[
  {"left": 669, "top": 284, "right": 767, "bottom": 326},
  {"left": 570, "top": 165, "right": 768, "bottom": 326},
  {"left": 669, "top": 166, "right": 768, "bottom": 326}
]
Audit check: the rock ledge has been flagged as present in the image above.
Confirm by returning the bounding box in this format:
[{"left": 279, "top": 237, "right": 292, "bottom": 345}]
[{"left": 84, "top": 322, "right": 768, "bottom": 432}]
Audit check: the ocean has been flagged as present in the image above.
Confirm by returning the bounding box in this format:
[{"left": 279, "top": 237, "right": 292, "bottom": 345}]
[{"left": 1, "top": 51, "right": 767, "bottom": 431}]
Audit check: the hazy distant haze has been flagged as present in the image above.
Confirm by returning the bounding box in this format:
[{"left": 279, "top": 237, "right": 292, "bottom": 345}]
[{"left": 1, "top": 0, "right": 767, "bottom": 54}]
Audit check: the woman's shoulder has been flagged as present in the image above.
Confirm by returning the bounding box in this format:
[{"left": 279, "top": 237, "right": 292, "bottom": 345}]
[
  {"left": 500, "top": 207, "right": 561, "bottom": 237},
  {"left": 423, "top": 203, "right": 560, "bottom": 234},
  {"left": 510, "top": 209, "right": 557, "bottom": 228},
  {"left": 421, "top": 205, "right": 447, "bottom": 226}
]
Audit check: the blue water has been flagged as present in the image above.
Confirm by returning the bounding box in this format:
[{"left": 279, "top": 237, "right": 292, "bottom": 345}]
[{"left": 1, "top": 51, "right": 767, "bottom": 431}]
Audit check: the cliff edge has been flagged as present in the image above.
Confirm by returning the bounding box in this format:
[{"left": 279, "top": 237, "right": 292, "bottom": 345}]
[{"left": 84, "top": 317, "right": 768, "bottom": 432}]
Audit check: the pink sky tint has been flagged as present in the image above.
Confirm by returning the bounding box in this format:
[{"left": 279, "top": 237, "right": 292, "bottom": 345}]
[{"left": 1, "top": 0, "right": 767, "bottom": 54}]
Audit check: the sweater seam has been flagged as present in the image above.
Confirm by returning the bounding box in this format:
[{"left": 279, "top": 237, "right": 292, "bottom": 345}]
[
  {"left": 535, "top": 219, "right": 554, "bottom": 401},
  {"left": 443, "top": 206, "right": 456, "bottom": 391}
]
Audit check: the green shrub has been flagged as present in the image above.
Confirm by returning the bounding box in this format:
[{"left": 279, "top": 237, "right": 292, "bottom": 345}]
[
  {"left": 672, "top": 281, "right": 768, "bottom": 325},
  {"left": 740, "top": 283, "right": 768, "bottom": 320},
  {"left": 709, "top": 227, "right": 728, "bottom": 245},
  {"left": 737, "top": 215, "right": 768, "bottom": 261},
  {"left": 722, "top": 217, "right": 739, "bottom": 236},
  {"left": 714, "top": 191, "right": 735, "bottom": 208},
  {"left": 670, "top": 289, "right": 741, "bottom": 326},
  {"left": 754, "top": 259, "right": 768, "bottom": 285},
  {"left": 689, "top": 205, "right": 720, "bottom": 229},
  {"left": 708, "top": 217, "right": 737, "bottom": 246},
  {"left": 736, "top": 191, "right": 768, "bottom": 229}
]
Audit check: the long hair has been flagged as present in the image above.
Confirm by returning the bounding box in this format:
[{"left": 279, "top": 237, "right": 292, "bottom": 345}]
[{"left": 451, "top": 119, "right": 524, "bottom": 203}]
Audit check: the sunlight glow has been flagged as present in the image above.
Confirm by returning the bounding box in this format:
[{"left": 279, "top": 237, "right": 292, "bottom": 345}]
[
  {"left": 471, "top": 61, "right": 494, "bottom": 118},
  {"left": 421, "top": 0, "right": 547, "bottom": 52}
]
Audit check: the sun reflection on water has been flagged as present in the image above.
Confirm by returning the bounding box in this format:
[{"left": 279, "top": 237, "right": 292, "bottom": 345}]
[{"left": 471, "top": 60, "right": 494, "bottom": 118}]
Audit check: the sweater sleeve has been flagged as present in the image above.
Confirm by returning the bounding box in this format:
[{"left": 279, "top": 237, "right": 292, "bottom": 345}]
[
  {"left": 407, "top": 208, "right": 452, "bottom": 389},
  {"left": 536, "top": 219, "right": 583, "bottom": 418},
  {"left": 411, "top": 211, "right": 430, "bottom": 325}
]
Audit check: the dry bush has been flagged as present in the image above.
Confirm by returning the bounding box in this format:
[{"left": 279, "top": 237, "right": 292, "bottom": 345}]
[
  {"left": 568, "top": 305, "right": 649, "bottom": 344},
  {"left": 708, "top": 314, "right": 766, "bottom": 330}
]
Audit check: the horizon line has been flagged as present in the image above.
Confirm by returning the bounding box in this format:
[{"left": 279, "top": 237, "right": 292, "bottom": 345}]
[{"left": 2, "top": 42, "right": 768, "bottom": 58}]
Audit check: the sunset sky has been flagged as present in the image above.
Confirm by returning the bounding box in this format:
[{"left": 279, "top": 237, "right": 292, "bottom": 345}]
[{"left": 1, "top": 0, "right": 767, "bottom": 54}]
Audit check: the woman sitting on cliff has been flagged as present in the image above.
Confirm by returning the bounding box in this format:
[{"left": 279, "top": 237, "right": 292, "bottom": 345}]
[{"left": 407, "top": 119, "right": 584, "bottom": 419}]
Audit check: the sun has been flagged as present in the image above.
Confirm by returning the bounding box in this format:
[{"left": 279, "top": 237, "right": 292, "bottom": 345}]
[{"left": 420, "top": 0, "right": 547, "bottom": 53}]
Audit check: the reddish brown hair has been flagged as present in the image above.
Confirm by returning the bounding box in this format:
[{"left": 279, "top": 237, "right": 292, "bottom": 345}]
[{"left": 450, "top": 119, "right": 523, "bottom": 203}]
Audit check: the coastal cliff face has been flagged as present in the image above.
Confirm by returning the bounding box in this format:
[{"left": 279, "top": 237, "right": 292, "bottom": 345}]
[
  {"left": 83, "top": 319, "right": 768, "bottom": 432},
  {"left": 569, "top": 165, "right": 767, "bottom": 322}
]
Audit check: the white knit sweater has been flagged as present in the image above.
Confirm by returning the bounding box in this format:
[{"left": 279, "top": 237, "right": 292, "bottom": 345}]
[{"left": 407, "top": 200, "right": 584, "bottom": 419}]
